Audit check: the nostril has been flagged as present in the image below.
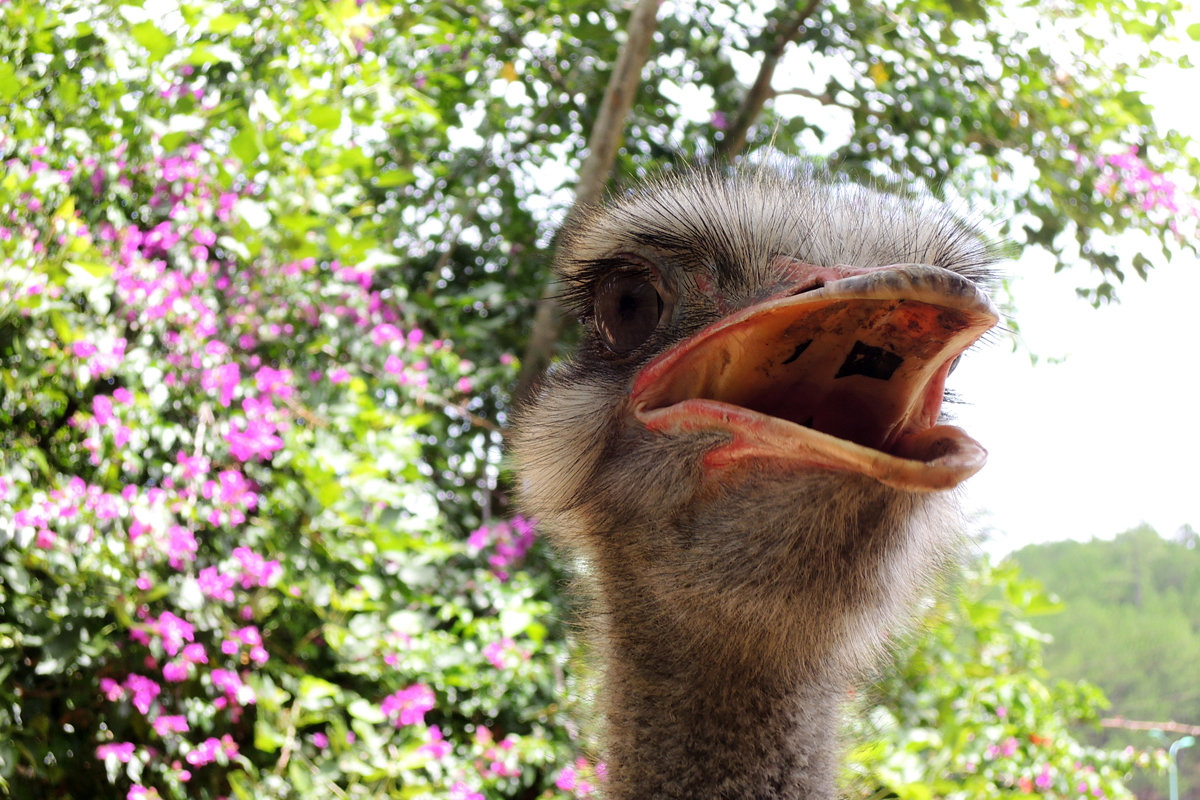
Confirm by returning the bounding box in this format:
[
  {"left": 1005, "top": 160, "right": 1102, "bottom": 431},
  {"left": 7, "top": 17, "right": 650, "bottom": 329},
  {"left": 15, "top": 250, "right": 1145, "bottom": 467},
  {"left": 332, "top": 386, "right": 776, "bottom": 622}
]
[{"left": 788, "top": 281, "right": 824, "bottom": 296}]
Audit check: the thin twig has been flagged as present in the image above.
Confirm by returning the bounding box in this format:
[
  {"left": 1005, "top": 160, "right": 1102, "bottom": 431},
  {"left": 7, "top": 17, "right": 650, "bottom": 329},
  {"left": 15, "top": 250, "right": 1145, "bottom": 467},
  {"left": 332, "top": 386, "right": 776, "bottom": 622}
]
[{"left": 1101, "top": 717, "right": 1200, "bottom": 736}]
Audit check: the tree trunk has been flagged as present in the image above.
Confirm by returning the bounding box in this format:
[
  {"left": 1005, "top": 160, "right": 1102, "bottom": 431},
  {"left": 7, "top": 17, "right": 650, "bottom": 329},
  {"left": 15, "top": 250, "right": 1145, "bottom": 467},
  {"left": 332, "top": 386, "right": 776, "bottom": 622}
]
[
  {"left": 512, "top": 0, "right": 663, "bottom": 406},
  {"left": 715, "top": 0, "right": 823, "bottom": 160}
]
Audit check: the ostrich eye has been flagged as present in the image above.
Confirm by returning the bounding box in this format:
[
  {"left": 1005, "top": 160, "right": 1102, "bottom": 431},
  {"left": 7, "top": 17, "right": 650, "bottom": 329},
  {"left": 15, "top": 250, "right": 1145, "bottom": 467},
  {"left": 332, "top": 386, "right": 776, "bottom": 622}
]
[{"left": 594, "top": 271, "right": 664, "bottom": 354}]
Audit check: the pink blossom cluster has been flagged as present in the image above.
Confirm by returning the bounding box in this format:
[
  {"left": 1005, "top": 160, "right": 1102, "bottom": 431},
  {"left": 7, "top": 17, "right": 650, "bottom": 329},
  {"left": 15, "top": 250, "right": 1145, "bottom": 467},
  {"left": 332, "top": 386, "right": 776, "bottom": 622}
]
[
  {"left": 448, "top": 783, "right": 485, "bottom": 800},
  {"left": 13, "top": 476, "right": 126, "bottom": 549},
  {"left": 474, "top": 726, "right": 521, "bottom": 780},
  {"left": 200, "top": 469, "right": 259, "bottom": 526},
  {"left": 231, "top": 546, "right": 282, "bottom": 589},
  {"left": 1084, "top": 145, "right": 1199, "bottom": 237},
  {"left": 210, "top": 668, "right": 255, "bottom": 713},
  {"left": 420, "top": 725, "right": 452, "bottom": 760},
  {"left": 162, "top": 643, "right": 209, "bottom": 683},
  {"left": 221, "top": 625, "right": 269, "bottom": 666},
  {"left": 482, "top": 636, "right": 530, "bottom": 671},
  {"left": 555, "top": 757, "right": 606, "bottom": 797},
  {"left": 96, "top": 741, "right": 138, "bottom": 763},
  {"left": 74, "top": 338, "right": 128, "bottom": 377},
  {"left": 985, "top": 736, "right": 1021, "bottom": 760},
  {"left": 381, "top": 683, "right": 436, "bottom": 728},
  {"left": 3, "top": 68, "right": 490, "bottom": 799},
  {"left": 184, "top": 734, "right": 239, "bottom": 767},
  {"left": 467, "top": 516, "right": 537, "bottom": 580}
]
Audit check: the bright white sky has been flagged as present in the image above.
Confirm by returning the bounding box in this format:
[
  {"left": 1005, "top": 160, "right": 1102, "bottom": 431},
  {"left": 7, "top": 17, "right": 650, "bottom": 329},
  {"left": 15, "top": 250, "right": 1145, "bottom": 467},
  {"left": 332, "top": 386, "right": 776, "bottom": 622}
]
[
  {"left": 954, "top": 245, "right": 1200, "bottom": 555},
  {"left": 953, "top": 30, "right": 1200, "bottom": 555}
]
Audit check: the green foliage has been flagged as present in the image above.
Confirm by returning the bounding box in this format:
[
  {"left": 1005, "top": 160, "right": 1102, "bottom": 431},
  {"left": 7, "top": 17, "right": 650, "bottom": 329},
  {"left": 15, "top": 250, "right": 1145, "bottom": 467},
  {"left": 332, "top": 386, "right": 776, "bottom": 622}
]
[
  {"left": 1012, "top": 526, "right": 1200, "bottom": 799},
  {"left": 1013, "top": 526, "right": 1200, "bottom": 723},
  {"left": 845, "top": 560, "right": 1161, "bottom": 799},
  {"left": 624, "top": 0, "right": 1198, "bottom": 305},
  {"left": 0, "top": 0, "right": 1191, "bottom": 798}
]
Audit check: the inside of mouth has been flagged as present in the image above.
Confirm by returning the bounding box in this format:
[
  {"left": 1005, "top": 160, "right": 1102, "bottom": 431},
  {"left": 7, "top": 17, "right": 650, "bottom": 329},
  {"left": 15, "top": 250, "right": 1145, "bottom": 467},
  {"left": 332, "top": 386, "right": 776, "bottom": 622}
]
[{"left": 639, "top": 297, "right": 977, "bottom": 454}]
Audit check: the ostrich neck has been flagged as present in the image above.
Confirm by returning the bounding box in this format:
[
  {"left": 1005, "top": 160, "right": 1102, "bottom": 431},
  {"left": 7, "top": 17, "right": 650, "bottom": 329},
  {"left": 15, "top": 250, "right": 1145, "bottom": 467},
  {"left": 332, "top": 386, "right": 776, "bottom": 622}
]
[{"left": 597, "top": 594, "right": 846, "bottom": 800}]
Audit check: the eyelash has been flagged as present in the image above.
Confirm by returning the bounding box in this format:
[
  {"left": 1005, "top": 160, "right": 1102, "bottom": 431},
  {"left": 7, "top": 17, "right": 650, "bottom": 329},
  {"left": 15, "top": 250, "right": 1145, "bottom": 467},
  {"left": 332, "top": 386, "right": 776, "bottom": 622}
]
[{"left": 556, "top": 257, "right": 654, "bottom": 320}]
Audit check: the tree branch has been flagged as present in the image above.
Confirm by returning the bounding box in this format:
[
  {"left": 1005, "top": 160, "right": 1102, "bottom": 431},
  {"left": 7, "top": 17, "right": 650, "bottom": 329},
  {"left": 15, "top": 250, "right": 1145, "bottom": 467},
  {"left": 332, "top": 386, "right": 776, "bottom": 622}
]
[
  {"left": 1101, "top": 717, "right": 1200, "bottom": 736},
  {"left": 512, "top": 0, "right": 662, "bottom": 406},
  {"left": 715, "top": 0, "right": 823, "bottom": 159}
]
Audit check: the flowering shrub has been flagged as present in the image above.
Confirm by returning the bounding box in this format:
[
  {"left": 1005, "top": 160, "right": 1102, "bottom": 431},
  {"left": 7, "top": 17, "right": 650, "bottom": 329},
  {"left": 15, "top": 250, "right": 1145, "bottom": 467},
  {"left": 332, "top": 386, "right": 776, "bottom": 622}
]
[
  {"left": 0, "top": 2, "right": 588, "bottom": 797},
  {"left": 845, "top": 561, "right": 1164, "bottom": 799}
]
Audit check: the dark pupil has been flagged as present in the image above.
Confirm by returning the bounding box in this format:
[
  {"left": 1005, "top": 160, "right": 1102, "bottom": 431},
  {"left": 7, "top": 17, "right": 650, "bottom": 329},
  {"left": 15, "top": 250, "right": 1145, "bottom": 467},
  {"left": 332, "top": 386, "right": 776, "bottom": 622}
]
[
  {"left": 617, "top": 291, "right": 643, "bottom": 321},
  {"left": 595, "top": 272, "right": 664, "bottom": 354}
]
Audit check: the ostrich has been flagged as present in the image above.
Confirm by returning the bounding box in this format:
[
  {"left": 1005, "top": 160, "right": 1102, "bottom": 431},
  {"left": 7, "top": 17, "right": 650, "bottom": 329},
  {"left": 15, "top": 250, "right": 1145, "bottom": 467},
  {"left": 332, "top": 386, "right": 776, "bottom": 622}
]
[{"left": 511, "top": 164, "right": 1000, "bottom": 800}]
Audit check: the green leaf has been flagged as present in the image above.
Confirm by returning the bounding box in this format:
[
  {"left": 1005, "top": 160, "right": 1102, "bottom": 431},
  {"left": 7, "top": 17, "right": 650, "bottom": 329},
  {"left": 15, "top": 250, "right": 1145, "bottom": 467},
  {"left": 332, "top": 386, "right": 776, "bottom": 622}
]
[
  {"left": 254, "top": 717, "right": 285, "bottom": 752},
  {"left": 297, "top": 675, "right": 343, "bottom": 704},
  {"left": 309, "top": 104, "right": 341, "bottom": 131},
  {"left": 0, "top": 62, "right": 19, "bottom": 104},
  {"left": 208, "top": 12, "right": 248, "bottom": 34},
  {"left": 130, "top": 21, "right": 173, "bottom": 61},
  {"left": 346, "top": 697, "right": 385, "bottom": 724}
]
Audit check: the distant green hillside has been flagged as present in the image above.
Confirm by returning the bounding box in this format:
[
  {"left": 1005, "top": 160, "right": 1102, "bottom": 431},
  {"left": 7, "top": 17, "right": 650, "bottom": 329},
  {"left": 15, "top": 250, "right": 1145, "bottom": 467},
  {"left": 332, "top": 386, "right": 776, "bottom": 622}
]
[{"left": 1011, "top": 525, "right": 1200, "bottom": 800}]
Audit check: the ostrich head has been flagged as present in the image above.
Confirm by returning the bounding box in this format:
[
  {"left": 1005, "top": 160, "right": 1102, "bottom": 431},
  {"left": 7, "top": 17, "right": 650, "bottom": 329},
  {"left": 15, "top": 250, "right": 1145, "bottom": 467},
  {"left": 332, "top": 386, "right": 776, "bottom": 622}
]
[{"left": 511, "top": 163, "right": 1000, "bottom": 799}]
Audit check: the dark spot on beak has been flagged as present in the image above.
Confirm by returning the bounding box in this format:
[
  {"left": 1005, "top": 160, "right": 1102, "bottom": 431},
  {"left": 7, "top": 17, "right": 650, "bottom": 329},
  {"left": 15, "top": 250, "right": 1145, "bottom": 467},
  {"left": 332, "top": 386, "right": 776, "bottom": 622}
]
[
  {"left": 781, "top": 339, "right": 813, "bottom": 366},
  {"left": 835, "top": 341, "right": 904, "bottom": 381}
]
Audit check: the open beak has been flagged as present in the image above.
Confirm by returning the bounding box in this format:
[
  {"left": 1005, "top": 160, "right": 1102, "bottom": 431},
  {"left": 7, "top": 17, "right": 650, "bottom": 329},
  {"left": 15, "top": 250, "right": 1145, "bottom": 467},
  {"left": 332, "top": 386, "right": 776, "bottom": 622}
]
[{"left": 629, "top": 264, "right": 999, "bottom": 492}]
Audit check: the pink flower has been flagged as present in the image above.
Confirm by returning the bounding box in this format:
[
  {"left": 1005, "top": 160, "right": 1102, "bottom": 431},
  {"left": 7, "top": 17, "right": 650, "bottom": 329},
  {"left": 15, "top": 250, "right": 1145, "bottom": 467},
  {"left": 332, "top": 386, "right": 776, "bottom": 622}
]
[
  {"left": 556, "top": 766, "right": 578, "bottom": 791},
  {"left": 185, "top": 735, "right": 238, "bottom": 766},
  {"left": 470, "top": 516, "right": 537, "bottom": 580},
  {"left": 198, "top": 566, "right": 236, "bottom": 602},
  {"left": 448, "top": 783, "right": 484, "bottom": 800},
  {"left": 419, "top": 725, "right": 451, "bottom": 760},
  {"left": 201, "top": 362, "right": 240, "bottom": 407},
  {"left": 124, "top": 673, "right": 161, "bottom": 715},
  {"left": 100, "top": 678, "right": 125, "bottom": 701},
  {"left": 232, "top": 546, "right": 281, "bottom": 588},
  {"left": 225, "top": 418, "right": 283, "bottom": 462},
  {"left": 156, "top": 611, "right": 195, "bottom": 656},
  {"left": 210, "top": 669, "right": 254, "bottom": 706},
  {"left": 181, "top": 643, "right": 208, "bottom": 664},
  {"left": 201, "top": 469, "right": 259, "bottom": 525},
  {"left": 176, "top": 451, "right": 210, "bottom": 481},
  {"left": 254, "top": 365, "right": 294, "bottom": 398},
  {"left": 93, "top": 395, "right": 115, "bottom": 426},
  {"left": 164, "top": 525, "right": 198, "bottom": 568},
  {"left": 371, "top": 323, "right": 402, "bottom": 345},
  {"left": 96, "top": 742, "right": 137, "bottom": 762},
  {"left": 152, "top": 715, "right": 189, "bottom": 735},
  {"left": 483, "top": 637, "right": 526, "bottom": 670},
  {"left": 162, "top": 660, "right": 189, "bottom": 682},
  {"left": 381, "top": 684, "right": 435, "bottom": 727}
]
